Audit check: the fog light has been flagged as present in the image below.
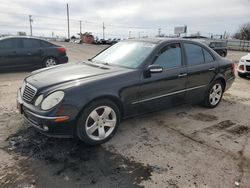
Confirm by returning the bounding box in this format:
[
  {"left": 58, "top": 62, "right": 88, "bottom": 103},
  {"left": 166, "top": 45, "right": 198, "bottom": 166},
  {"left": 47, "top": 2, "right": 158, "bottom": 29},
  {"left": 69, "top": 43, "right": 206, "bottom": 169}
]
[
  {"left": 43, "top": 125, "right": 49, "bottom": 131},
  {"left": 239, "top": 65, "right": 244, "bottom": 71}
]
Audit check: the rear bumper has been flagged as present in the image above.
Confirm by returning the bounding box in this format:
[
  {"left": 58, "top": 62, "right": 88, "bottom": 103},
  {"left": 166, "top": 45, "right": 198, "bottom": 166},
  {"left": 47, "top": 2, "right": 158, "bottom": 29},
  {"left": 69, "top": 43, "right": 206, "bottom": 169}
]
[
  {"left": 58, "top": 56, "right": 69, "bottom": 64},
  {"left": 225, "top": 76, "right": 235, "bottom": 91}
]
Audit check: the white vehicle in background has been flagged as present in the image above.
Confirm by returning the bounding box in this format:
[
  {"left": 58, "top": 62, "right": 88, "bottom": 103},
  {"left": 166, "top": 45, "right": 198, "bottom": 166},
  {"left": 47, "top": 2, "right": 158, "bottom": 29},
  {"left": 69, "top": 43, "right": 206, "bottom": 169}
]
[{"left": 238, "top": 53, "right": 250, "bottom": 77}]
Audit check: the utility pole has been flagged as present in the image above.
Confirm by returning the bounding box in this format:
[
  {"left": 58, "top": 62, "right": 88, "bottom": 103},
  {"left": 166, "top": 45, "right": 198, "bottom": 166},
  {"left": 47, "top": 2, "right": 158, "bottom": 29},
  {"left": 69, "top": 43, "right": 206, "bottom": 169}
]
[
  {"left": 102, "top": 22, "right": 105, "bottom": 40},
  {"left": 129, "top": 31, "right": 131, "bottom": 38},
  {"left": 29, "top": 15, "right": 33, "bottom": 36},
  {"left": 79, "top": 20, "right": 82, "bottom": 34},
  {"left": 158, "top": 28, "right": 161, "bottom": 37},
  {"left": 66, "top": 3, "right": 70, "bottom": 39}
]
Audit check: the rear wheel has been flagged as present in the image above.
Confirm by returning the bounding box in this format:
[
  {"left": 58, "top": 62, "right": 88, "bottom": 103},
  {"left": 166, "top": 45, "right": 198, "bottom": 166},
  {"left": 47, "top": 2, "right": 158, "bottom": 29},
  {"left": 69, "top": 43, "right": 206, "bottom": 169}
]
[
  {"left": 203, "top": 80, "right": 224, "bottom": 108},
  {"left": 76, "top": 99, "right": 120, "bottom": 145},
  {"left": 43, "top": 57, "right": 58, "bottom": 67}
]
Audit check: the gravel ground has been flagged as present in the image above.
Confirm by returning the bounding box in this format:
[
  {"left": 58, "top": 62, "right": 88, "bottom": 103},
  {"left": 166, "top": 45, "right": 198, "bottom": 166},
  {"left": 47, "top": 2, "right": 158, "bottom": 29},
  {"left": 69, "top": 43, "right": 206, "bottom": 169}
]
[{"left": 0, "top": 42, "right": 250, "bottom": 188}]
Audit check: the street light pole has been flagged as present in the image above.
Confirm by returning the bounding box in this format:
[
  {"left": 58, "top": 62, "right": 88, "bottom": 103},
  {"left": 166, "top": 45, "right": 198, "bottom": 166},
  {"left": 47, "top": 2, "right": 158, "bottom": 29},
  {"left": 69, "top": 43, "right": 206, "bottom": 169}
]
[
  {"left": 102, "top": 22, "right": 105, "bottom": 40},
  {"left": 80, "top": 20, "right": 82, "bottom": 34},
  {"left": 29, "top": 15, "right": 33, "bottom": 36},
  {"left": 66, "top": 3, "right": 70, "bottom": 39}
]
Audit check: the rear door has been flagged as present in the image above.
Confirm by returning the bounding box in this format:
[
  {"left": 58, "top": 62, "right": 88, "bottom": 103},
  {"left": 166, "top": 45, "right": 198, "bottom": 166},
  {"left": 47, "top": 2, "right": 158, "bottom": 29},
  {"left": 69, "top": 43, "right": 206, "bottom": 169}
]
[
  {"left": 137, "top": 43, "right": 187, "bottom": 112},
  {"left": 21, "top": 38, "right": 43, "bottom": 68},
  {"left": 183, "top": 42, "right": 217, "bottom": 103},
  {"left": 0, "top": 38, "right": 22, "bottom": 69}
]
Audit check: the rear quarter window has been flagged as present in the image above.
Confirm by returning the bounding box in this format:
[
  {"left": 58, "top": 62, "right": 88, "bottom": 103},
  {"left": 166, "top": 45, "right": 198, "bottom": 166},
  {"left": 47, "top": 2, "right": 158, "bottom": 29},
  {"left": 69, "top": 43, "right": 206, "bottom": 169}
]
[
  {"left": 40, "top": 40, "right": 53, "bottom": 47},
  {"left": 203, "top": 48, "right": 214, "bottom": 62},
  {"left": 184, "top": 43, "right": 205, "bottom": 66}
]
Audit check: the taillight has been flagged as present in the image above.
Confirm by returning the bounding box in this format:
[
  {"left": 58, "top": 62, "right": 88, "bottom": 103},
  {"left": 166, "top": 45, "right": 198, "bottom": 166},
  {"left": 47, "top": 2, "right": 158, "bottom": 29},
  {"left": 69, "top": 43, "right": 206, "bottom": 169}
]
[{"left": 57, "top": 47, "right": 66, "bottom": 53}]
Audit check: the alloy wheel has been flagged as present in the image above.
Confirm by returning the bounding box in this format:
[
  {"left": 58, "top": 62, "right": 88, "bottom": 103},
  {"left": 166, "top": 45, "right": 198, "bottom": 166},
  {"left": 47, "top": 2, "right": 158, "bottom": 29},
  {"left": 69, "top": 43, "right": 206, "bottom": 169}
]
[
  {"left": 45, "top": 58, "right": 57, "bottom": 67},
  {"left": 209, "top": 83, "right": 222, "bottom": 106},
  {"left": 85, "top": 106, "right": 117, "bottom": 141}
]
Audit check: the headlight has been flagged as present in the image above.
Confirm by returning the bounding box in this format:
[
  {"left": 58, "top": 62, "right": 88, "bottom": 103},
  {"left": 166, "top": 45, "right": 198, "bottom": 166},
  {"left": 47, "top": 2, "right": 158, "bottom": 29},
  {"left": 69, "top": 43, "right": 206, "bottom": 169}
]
[
  {"left": 35, "top": 95, "right": 43, "bottom": 106},
  {"left": 240, "top": 59, "right": 245, "bottom": 62},
  {"left": 41, "top": 91, "right": 64, "bottom": 110}
]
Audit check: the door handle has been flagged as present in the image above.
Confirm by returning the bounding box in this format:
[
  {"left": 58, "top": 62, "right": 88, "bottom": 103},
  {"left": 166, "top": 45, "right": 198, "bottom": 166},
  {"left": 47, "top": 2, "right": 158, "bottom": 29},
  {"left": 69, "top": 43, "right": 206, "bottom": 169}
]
[
  {"left": 178, "top": 73, "right": 187, "bottom": 77},
  {"left": 27, "top": 52, "right": 32, "bottom": 55},
  {"left": 208, "top": 67, "right": 216, "bottom": 71}
]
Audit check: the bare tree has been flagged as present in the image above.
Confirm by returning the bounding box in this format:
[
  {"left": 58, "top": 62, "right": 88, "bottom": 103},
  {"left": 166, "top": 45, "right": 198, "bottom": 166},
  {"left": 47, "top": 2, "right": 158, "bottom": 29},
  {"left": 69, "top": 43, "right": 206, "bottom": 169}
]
[{"left": 233, "top": 22, "right": 250, "bottom": 40}]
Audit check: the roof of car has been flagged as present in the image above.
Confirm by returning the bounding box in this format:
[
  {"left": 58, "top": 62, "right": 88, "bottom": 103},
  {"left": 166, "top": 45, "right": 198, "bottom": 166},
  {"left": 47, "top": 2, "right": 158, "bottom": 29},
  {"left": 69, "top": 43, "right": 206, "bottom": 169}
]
[
  {"left": 126, "top": 37, "right": 200, "bottom": 44},
  {"left": 0, "top": 36, "right": 45, "bottom": 41}
]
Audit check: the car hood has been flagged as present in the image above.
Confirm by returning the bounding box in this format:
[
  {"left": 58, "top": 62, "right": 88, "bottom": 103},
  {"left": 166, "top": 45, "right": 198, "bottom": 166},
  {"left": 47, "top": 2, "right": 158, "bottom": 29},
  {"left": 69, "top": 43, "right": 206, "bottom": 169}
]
[
  {"left": 241, "top": 53, "right": 250, "bottom": 60},
  {"left": 26, "top": 62, "right": 127, "bottom": 89}
]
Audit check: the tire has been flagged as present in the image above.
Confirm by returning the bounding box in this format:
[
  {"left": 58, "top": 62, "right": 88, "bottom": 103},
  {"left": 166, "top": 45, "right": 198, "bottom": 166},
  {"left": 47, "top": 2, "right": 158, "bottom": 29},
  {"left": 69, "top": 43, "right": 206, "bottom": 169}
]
[
  {"left": 43, "top": 57, "right": 58, "bottom": 67},
  {"left": 203, "top": 80, "right": 224, "bottom": 108},
  {"left": 76, "top": 99, "right": 121, "bottom": 145},
  {"left": 238, "top": 72, "right": 245, "bottom": 78}
]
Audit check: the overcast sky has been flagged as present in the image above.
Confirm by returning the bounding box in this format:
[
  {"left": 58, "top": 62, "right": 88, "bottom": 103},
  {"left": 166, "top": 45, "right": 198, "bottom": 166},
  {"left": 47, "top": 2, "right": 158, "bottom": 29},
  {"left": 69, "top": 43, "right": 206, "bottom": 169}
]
[{"left": 0, "top": 0, "right": 249, "bottom": 38}]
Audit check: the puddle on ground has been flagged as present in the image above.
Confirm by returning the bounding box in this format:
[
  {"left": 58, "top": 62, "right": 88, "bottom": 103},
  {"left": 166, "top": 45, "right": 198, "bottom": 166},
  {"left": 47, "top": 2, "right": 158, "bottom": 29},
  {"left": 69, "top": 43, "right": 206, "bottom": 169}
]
[
  {"left": 227, "top": 125, "right": 250, "bottom": 136},
  {"left": 215, "top": 120, "right": 236, "bottom": 129},
  {"left": 188, "top": 113, "right": 218, "bottom": 122},
  {"left": 3, "top": 126, "right": 153, "bottom": 188}
]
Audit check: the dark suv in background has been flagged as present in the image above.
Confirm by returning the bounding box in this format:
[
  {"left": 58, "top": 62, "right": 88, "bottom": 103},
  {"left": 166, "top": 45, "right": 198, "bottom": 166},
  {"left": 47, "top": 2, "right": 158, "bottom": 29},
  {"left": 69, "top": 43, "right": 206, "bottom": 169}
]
[
  {"left": 0, "top": 37, "right": 68, "bottom": 71},
  {"left": 209, "top": 41, "right": 227, "bottom": 57}
]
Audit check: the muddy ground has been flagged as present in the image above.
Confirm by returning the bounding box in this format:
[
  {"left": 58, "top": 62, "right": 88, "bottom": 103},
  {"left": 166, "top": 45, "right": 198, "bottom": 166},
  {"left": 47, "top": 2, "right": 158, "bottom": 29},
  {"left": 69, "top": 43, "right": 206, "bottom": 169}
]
[{"left": 0, "top": 42, "right": 250, "bottom": 188}]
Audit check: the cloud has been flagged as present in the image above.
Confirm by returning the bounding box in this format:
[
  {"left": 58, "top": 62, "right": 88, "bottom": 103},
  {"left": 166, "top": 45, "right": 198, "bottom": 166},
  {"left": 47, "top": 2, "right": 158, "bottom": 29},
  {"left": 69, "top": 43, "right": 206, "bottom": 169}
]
[{"left": 0, "top": 0, "right": 249, "bottom": 38}]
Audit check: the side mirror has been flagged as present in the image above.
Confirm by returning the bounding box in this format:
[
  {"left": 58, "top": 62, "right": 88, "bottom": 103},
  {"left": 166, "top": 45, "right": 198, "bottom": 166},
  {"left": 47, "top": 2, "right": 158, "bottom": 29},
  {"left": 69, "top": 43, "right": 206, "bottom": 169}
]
[{"left": 144, "top": 65, "right": 163, "bottom": 78}]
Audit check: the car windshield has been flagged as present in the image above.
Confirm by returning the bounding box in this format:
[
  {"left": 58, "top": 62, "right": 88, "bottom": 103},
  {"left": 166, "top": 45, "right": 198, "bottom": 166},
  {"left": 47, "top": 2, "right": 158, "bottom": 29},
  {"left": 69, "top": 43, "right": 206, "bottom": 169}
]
[{"left": 91, "top": 41, "right": 156, "bottom": 68}]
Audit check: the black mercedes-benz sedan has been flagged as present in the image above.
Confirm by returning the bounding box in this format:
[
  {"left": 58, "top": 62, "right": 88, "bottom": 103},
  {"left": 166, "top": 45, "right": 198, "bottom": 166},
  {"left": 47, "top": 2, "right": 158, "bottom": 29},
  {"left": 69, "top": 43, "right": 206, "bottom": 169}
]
[
  {"left": 0, "top": 37, "right": 68, "bottom": 71},
  {"left": 17, "top": 38, "right": 235, "bottom": 145}
]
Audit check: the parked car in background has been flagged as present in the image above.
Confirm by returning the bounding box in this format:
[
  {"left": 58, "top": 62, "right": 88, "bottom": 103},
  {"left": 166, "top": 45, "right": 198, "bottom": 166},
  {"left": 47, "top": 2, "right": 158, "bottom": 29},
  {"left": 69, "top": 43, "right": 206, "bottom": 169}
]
[
  {"left": 0, "top": 37, "right": 68, "bottom": 71},
  {"left": 209, "top": 41, "right": 227, "bottom": 57},
  {"left": 237, "top": 53, "right": 250, "bottom": 77},
  {"left": 17, "top": 38, "right": 235, "bottom": 145}
]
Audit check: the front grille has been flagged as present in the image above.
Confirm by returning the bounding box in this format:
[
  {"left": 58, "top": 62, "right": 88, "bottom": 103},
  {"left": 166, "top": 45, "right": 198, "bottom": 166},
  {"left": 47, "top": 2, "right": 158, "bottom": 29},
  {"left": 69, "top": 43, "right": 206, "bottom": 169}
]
[
  {"left": 21, "top": 83, "right": 37, "bottom": 102},
  {"left": 246, "top": 60, "right": 250, "bottom": 62},
  {"left": 246, "top": 66, "right": 250, "bottom": 71}
]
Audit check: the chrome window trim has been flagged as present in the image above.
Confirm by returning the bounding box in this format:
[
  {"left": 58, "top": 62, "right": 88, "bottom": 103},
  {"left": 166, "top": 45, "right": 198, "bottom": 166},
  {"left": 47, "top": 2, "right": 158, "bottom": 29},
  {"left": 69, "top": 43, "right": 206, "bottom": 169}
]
[{"left": 132, "top": 85, "right": 207, "bottom": 104}]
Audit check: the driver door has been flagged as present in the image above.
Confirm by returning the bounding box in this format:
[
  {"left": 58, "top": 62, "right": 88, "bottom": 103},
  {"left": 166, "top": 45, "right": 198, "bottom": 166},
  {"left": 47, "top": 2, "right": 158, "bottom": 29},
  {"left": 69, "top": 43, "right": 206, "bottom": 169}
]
[{"left": 136, "top": 43, "right": 187, "bottom": 112}]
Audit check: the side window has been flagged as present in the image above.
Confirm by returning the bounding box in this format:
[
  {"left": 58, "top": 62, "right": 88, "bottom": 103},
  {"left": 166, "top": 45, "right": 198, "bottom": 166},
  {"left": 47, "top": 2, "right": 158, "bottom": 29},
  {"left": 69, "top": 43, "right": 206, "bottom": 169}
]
[
  {"left": 0, "top": 40, "right": 13, "bottom": 49},
  {"left": 153, "top": 43, "right": 182, "bottom": 69},
  {"left": 184, "top": 43, "right": 205, "bottom": 66},
  {"left": 203, "top": 48, "right": 214, "bottom": 62},
  {"left": 31, "top": 39, "right": 41, "bottom": 48},
  {"left": 23, "top": 39, "right": 41, "bottom": 48},
  {"left": 0, "top": 39, "right": 21, "bottom": 49}
]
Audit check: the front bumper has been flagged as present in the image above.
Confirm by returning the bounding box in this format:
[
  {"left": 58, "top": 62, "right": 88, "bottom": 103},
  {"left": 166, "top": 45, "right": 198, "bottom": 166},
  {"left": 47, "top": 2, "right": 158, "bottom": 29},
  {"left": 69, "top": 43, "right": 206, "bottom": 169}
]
[
  {"left": 17, "top": 90, "right": 75, "bottom": 138},
  {"left": 237, "top": 61, "right": 250, "bottom": 74}
]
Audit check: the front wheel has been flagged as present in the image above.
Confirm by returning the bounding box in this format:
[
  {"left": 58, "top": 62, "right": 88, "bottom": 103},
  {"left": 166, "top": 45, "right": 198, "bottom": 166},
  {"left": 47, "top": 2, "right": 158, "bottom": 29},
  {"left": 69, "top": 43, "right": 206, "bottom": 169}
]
[
  {"left": 203, "top": 81, "right": 224, "bottom": 108},
  {"left": 76, "top": 99, "right": 120, "bottom": 145}
]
